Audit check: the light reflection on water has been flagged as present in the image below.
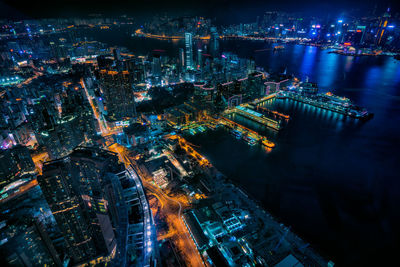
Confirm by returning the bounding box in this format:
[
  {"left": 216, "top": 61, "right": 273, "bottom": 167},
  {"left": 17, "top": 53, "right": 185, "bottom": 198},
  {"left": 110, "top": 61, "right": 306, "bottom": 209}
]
[{"left": 86, "top": 30, "right": 400, "bottom": 265}]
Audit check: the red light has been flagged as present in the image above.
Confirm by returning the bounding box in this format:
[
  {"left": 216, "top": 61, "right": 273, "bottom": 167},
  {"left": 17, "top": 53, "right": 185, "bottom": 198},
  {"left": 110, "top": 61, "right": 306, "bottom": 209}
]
[
  {"left": 356, "top": 30, "right": 362, "bottom": 33},
  {"left": 344, "top": 42, "right": 351, "bottom": 46}
]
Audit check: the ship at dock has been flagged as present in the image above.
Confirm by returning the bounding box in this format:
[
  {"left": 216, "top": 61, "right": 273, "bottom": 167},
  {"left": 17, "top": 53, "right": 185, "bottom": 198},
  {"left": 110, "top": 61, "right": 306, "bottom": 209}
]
[
  {"left": 262, "top": 137, "right": 275, "bottom": 148},
  {"left": 276, "top": 82, "right": 373, "bottom": 120}
]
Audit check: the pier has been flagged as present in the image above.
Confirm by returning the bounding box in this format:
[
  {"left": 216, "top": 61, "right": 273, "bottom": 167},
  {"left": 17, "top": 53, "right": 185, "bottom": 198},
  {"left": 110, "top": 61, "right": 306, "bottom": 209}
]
[
  {"left": 218, "top": 117, "right": 275, "bottom": 148},
  {"left": 223, "top": 99, "right": 284, "bottom": 131}
]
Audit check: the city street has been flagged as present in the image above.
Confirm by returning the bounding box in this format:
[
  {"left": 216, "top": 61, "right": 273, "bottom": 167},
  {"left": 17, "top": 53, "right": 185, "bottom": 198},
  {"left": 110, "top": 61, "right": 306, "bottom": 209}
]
[{"left": 108, "top": 143, "right": 204, "bottom": 267}]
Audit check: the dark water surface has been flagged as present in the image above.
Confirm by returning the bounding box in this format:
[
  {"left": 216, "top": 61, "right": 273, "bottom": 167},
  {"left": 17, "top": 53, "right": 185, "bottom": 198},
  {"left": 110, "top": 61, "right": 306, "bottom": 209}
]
[{"left": 92, "top": 30, "right": 400, "bottom": 266}]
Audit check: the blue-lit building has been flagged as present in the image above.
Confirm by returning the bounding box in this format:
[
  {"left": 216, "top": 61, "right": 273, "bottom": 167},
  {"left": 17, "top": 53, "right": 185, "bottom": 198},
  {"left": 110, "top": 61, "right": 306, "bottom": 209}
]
[{"left": 185, "top": 33, "right": 194, "bottom": 70}]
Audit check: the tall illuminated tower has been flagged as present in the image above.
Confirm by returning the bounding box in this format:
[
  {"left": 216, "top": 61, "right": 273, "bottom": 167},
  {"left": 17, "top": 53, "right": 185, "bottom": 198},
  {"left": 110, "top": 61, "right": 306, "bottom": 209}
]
[
  {"left": 376, "top": 8, "right": 391, "bottom": 46},
  {"left": 185, "top": 32, "right": 193, "bottom": 70},
  {"left": 179, "top": 48, "right": 185, "bottom": 71},
  {"left": 197, "top": 49, "right": 202, "bottom": 70}
]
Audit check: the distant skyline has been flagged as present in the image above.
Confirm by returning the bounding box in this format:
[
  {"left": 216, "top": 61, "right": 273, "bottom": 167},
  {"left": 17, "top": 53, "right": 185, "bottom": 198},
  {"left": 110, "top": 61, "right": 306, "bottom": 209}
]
[{"left": 0, "top": 0, "right": 398, "bottom": 23}]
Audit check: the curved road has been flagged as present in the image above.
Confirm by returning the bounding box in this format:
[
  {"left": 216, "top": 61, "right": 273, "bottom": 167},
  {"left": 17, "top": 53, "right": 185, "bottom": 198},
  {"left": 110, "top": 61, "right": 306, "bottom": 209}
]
[
  {"left": 139, "top": 172, "right": 204, "bottom": 267},
  {"left": 112, "top": 144, "right": 204, "bottom": 267}
]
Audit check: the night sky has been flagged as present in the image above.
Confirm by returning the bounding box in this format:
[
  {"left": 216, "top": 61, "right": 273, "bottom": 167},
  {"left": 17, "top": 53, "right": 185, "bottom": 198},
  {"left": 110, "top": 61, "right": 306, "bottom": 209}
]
[{"left": 0, "top": 0, "right": 399, "bottom": 22}]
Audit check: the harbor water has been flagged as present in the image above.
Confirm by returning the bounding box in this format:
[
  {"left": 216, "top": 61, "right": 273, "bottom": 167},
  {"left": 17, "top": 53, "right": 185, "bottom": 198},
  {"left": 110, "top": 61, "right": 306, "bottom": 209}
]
[{"left": 91, "top": 29, "right": 400, "bottom": 266}]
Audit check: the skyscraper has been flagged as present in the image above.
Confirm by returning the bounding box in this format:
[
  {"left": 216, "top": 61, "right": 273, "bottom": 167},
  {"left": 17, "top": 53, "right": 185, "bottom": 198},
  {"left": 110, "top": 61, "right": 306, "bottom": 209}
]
[
  {"left": 36, "top": 115, "right": 83, "bottom": 160},
  {"left": 38, "top": 158, "right": 98, "bottom": 264},
  {"left": 210, "top": 27, "right": 219, "bottom": 57},
  {"left": 197, "top": 49, "right": 202, "bottom": 70},
  {"left": 124, "top": 58, "right": 145, "bottom": 83},
  {"left": 37, "top": 147, "right": 155, "bottom": 266},
  {"left": 37, "top": 147, "right": 123, "bottom": 265},
  {"left": 112, "top": 47, "right": 121, "bottom": 61},
  {"left": 98, "top": 70, "right": 136, "bottom": 121},
  {"left": 152, "top": 54, "right": 162, "bottom": 77},
  {"left": 376, "top": 8, "right": 391, "bottom": 46},
  {"left": 185, "top": 33, "right": 193, "bottom": 70},
  {"left": 179, "top": 48, "right": 185, "bottom": 71}
]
